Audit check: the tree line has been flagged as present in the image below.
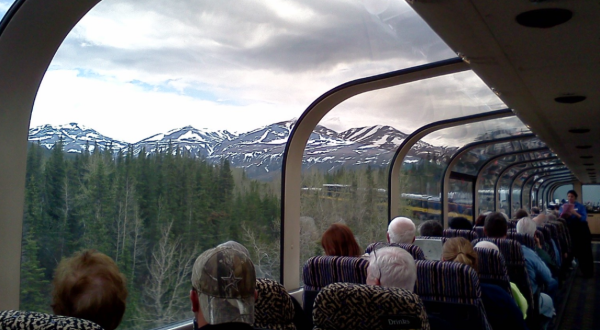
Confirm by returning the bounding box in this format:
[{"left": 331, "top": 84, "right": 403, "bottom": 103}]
[
  {"left": 21, "top": 141, "right": 280, "bottom": 329},
  {"left": 20, "top": 139, "right": 444, "bottom": 329}
]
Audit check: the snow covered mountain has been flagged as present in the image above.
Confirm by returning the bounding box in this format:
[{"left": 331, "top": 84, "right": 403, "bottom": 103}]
[
  {"left": 28, "top": 120, "right": 447, "bottom": 179},
  {"left": 133, "top": 125, "right": 237, "bottom": 157},
  {"left": 28, "top": 123, "right": 128, "bottom": 153}
]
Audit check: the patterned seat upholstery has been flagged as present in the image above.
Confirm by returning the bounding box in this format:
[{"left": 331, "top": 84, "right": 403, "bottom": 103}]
[
  {"left": 506, "top": 232, "right": 536, "bottom": 250},
  {"left": 414, "top": 260, "right": 491, "bottom": 330},
  {"left": 313, "top": 283, "right": 430, "bottom": 330},
  {"left": 544, "top": 223, "right": 563, "bottom": 258},
  {"left": 0, "top": 310, "right": 103, "bottom": 330},
  {"left": 473, "top": 226, "right": 485, "bottom": 238},
  {"left": 537, "top": 227, "right": 557, "bottom": 262},
  {"left": 255, "top": 278, "right": 296, "bottom": 330},
  {"left": 507, "top": 220, "right": 517, "bottom": 229},
  {"left": 442, "top": 229, "right": 478, "bottom": 241},
  {"left": 364, "top": 242, "right": 426, "bottom": 260},
  {"left": 302, "top": 256, "right": 369, "bottom": 318},
  {"left": 471, "top": 238, "right": 534, "bottom": 309},
  {"left": 473, "top": 247, "right": 512, "bottom": 296},
  {"left": 549, "top": 220, "right": 571, "bottom": 256}
]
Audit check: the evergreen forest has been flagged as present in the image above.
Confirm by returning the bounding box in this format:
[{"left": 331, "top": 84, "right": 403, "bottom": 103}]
[{"left": 19, "top": 140, "right": 446, "bottom": 329}]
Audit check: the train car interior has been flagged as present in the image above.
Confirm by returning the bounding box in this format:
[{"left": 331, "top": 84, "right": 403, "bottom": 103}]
[{"left": 0, "top": 0, "right": 598, "bottom": 329}]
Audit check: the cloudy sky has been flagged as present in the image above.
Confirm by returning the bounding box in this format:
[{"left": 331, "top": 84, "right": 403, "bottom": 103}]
[{"left": 2, "top": 0, "right": 507, "bottom": 144}]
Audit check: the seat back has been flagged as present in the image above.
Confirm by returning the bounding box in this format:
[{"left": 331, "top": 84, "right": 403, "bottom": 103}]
[
  {"left": 549, "top": 220, "right": 571, "bottom": 255},
  {"left": 473, "top": 226, "right": 485, "bottom": 238},
  {"left": 506, "top": 232, "right": 536, "bottom": 250},
  {"left": 0, "top": 311, "right": 103, "bottom": 330},
  {"left": 414, "top": 260, "right": 491, "bottom": 330},
  {"left": 365, "top": 242, "right": 426, "bottom": 260},
  {"left": 313, "top": 283, "right": 430, "bottom": 330},
  {"left": 416, "top": 236, "right": 447, "bottom": 243},
  {"left": 473, "top": 247, "right": 512, "bottom": 296},
  {"left": 255, "top": 278, "right": 296, "bottom": 330},
  {"left": 471, "top": 238, "right": 533, "bottom": 308},
  {"left": 302, "top": 256, "right": 368, "bottom": 316},
  {"left": 443, "top": 229, "right": 478, "bottom": 241},
  {"left": 544, "top": 223, "right": 563, "bottom": 258}
]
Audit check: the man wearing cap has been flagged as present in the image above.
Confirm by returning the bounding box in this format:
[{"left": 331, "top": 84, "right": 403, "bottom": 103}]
[{"left": 190, "top": 245, "right": 257, "bottom": 329}]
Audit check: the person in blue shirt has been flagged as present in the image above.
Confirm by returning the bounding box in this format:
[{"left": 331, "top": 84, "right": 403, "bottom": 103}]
[
  {"left": 558, "top": 190, "right": 594, "bottom": 278},
  {"left": 442, "top": 237, "right": 529, "bottom": 330}
]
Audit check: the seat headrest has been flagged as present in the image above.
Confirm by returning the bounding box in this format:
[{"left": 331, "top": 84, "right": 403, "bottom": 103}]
[
  {"left": 313, "top": 282, "right": 430, "bottom": 330},
  {"left": 0, "top": 310, "right": 103, "bottom": 330},
  {"left": 254, "top": 278, "right": 296, "bottom": 330}
]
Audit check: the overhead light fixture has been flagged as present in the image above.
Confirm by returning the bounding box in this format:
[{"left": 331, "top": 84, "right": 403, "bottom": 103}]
[
  {"left": 581, "top": 156, "right": 593, "bottom": 159},
  {"left": 555, "top": 95, "right": 587, "bottom": 104},
  {"left": 516, "top": 8, "right": 573, "bottom": 28},
  {"left": 576, "top": 145, "right": 592, "bottom": 149},
  {"left": 569, "top": 128, "right": 591, "bottom": 134}
]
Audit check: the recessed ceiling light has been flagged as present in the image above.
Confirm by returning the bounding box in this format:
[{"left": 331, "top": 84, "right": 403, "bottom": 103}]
[
  {"left": 555, "top": 96, "right": 587, "bottom": 104},
  {"left": 581, "top": 156, "right": 593, "bottom": 159},
  {"left": 569, "top": 128, "right": 591, "bottom": 134},
  {"left": 583, "top": 163, "right": 595, "bottom": 166},
  {"left": 516, "top": 8, "right": 573, "bottom": 28},
  {"left": 576, "top": 145, "right": 592, "bottom": 149}
]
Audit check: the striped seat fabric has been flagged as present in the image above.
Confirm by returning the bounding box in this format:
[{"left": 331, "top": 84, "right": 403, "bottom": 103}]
[
  {"left": 414, "top": 260, "right": 491, "bottom": 330},
  {"left": 302, "top": 256, "right": 368, "bottom": 317},
  {"left": 0, "top": 310, "right": 103, "bottom": 330},
  {"left": 443, "top": 229, "right": 478, "bottom": 241},
  {"left": 364, "top": 242, "right": 426, "bottom": 260},
  {"left": 474, "top": 247, "right": 512, "bottom": 297},
  {"left": 471, "top": 238, "right": 534, "bottom": 309},
  {"left": 473, "top": 226, "right": 485, "bottom": 238},
  {"left": 255, "top": 278, "right": 296, "bottom": 330},
  {"left": 544, "top": 223, "right": 564, "bottom": 260},
  {"left": 537, "top": 227, "right": 557, "bottom": 262},
  {"left": 313, "top": 283, "right": 430, "bottom": 330},
  {"left": 549, "top": 220, "right": 572, "bottom": 256},
  {"left": 506, "top": 232, "right": 536, "bottom": 250}
]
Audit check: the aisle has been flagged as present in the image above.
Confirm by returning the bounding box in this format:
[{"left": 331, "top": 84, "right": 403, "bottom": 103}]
[{"left": 558, "top": 242, "right": 600, "bottom": 330}]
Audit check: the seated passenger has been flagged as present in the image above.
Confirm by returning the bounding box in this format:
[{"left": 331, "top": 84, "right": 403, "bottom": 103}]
[
  {"left": 51, "top": 250, "right": 127, "bottom": 330},
  {"left": 190, "top": 245, "right": 256, "bottom": 330},
  {"left": 418, "top": 220, "right": 443, "bottom": 237},
  {"left": 387, "top": 217, "right": 416, "bottom": 244},
  {"left": 219, "top": 241, "right": 311, "bottom": 330},
  {"left": 366, "top": 246, "right": 416, "bottom": 291},
  {"left": 515, "top": 209, "right": 529, "bottom": 220},
  {"left": 321, "top": 223, "right": 361, "bottom": 257},
  {"left": 530, "top": 207, "right": 541, "bottom": 217},
  {"left": 486, "top": 212, "right": 557, "bottom": 325},
  {"left": 474, "top": 241, "right": 528, "bottom": 318},
  {"left": 474, "top": 211, "right": 491, "bottom": 227},
  {"left": 448, "top": 216, "right": 472, "bottom": 230},
  {"left": 442, "top": 238, "right": 528, "bottom": 330},
  {"left": 517, "top": 218, "right": 559, "bottom": 277}
]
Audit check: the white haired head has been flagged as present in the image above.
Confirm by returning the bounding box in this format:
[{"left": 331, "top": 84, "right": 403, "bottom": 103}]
[
  {"left": 474, "top": 241, "right": 499, "bottom": 252},
  {"left": 533, "top": 214, "right": 547, "bottom": 226},
  {"left": 387, "top": 217, "right": 416, "bottom": 244},
  {"left": 516, "top": 217, "right": 537, "bottom": 237},
  {"left": 367, "top": 247, "right": 417, "bottom": 291}
]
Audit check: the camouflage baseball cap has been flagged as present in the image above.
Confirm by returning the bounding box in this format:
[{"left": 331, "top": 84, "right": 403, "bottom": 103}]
[{"left": 191, "top": 245, "right": 256, "bottom": 325}]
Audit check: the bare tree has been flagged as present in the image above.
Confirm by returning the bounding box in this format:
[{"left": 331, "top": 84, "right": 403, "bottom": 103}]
[{"left": 137, "top": 221, "right": 197, "bottom": 328}]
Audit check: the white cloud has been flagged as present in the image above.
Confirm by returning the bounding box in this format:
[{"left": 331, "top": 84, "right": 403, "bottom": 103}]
[{"left": 30, "top": 0, "right": 504, "bottom": 148}]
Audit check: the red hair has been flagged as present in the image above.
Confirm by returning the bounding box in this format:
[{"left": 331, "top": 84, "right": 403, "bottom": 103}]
[{"left": 321, "top": 223, "right": 361, "bottom": 257}]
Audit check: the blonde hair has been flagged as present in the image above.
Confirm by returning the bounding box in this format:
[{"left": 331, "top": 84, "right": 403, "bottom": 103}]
[{"left": 442, "top": 237, "right": 478, "bottom": 271}]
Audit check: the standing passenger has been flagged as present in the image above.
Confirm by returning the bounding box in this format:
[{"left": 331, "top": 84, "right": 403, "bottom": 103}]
[{"left": 559, "top": 190, "right": 594, "bottom": 278}]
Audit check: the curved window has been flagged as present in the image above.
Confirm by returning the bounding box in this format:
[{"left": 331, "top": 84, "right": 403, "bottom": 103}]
[
  {"left": 22, "top": 0, "right": 464, "bottom": 328},
  {"left": 0, "top": 1, "right": 15, "bottom": 20},
  {"left": 299, "top": 68, "right": 505, "bottom": 284}
]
